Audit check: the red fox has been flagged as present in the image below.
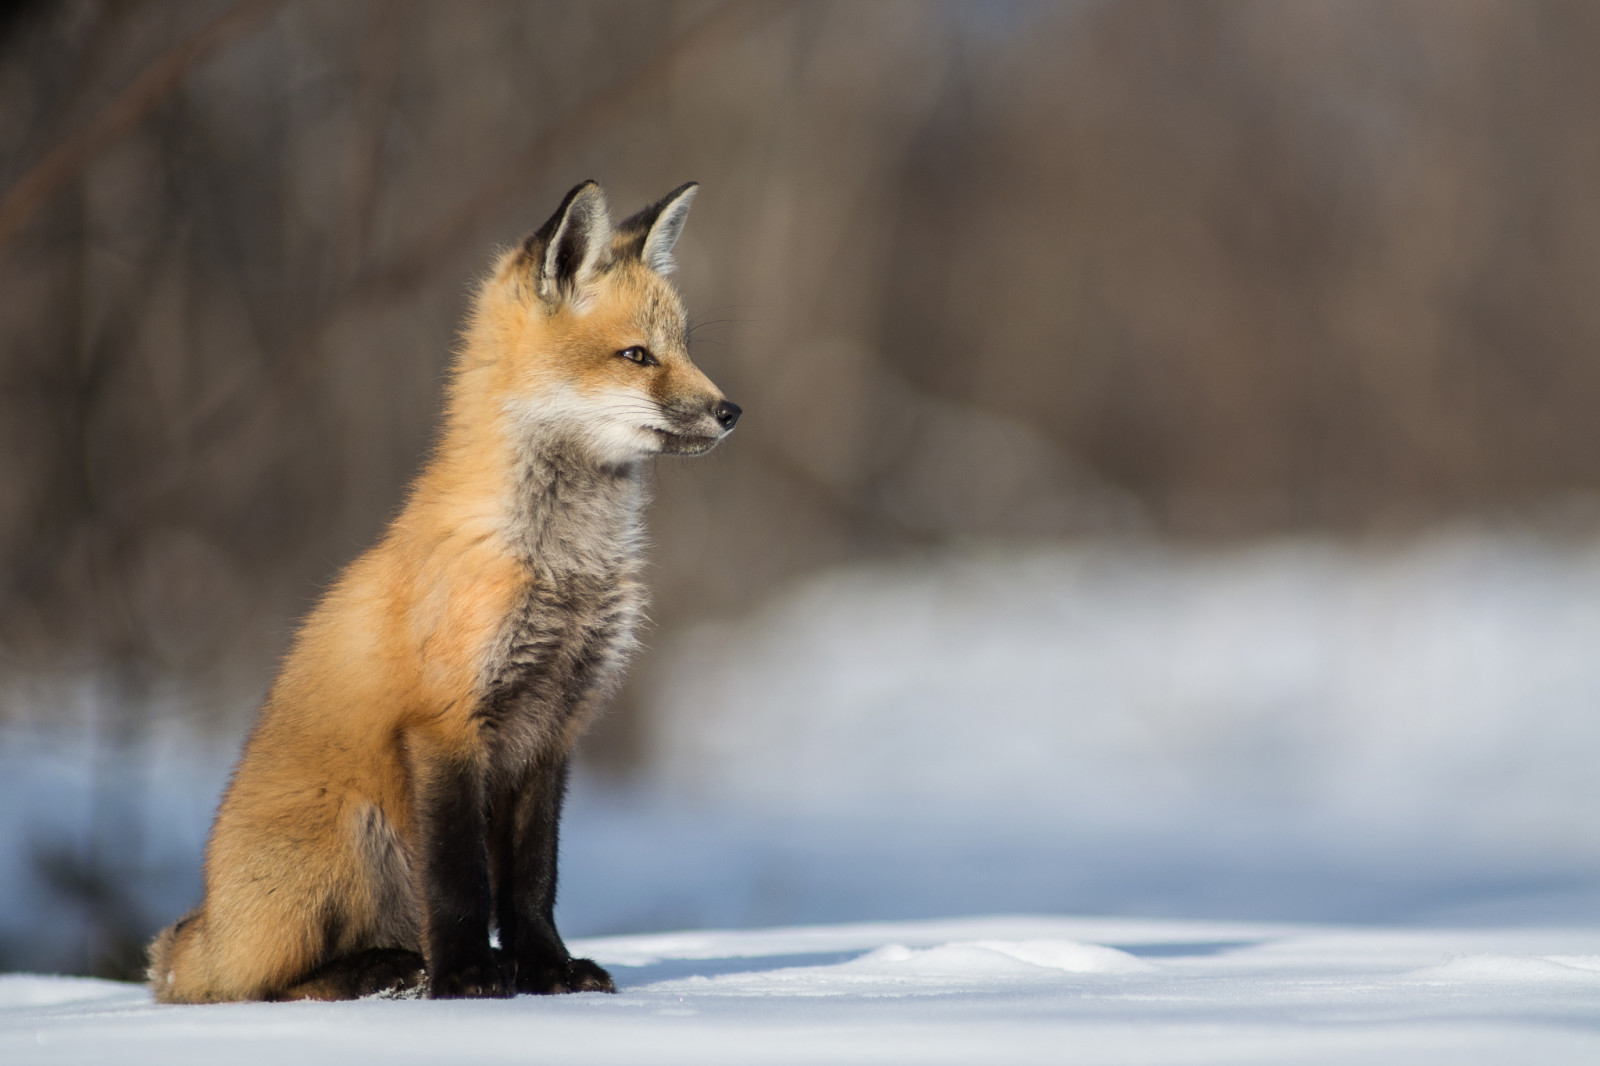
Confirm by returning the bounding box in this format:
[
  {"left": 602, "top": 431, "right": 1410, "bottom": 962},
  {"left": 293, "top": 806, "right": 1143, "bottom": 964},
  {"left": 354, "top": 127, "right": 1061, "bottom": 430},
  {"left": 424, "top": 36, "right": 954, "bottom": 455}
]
[{"left": 147, "top": 181, "right": 739, "bottom": 1002}]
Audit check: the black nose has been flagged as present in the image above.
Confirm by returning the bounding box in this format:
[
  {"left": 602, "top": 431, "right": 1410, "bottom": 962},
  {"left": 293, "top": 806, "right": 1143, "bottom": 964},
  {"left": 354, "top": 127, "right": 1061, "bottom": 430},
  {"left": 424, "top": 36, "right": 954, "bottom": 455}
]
[{"left": 713, "top": 400, "right": 742, "bottom": 430}]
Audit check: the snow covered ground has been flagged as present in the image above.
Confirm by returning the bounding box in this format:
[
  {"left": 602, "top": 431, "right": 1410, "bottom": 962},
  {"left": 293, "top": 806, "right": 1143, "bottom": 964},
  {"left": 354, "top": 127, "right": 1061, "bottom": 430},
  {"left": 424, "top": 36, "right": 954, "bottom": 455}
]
[
  {"left": 3, "top": 532, "right": 1599, "bottom": 1059},
  {"left": 4, "top": 916, "right": 1599, "bottom": 1064},
  {"left": 642, "top": 534, "right": 1600, "bottom": 860}
]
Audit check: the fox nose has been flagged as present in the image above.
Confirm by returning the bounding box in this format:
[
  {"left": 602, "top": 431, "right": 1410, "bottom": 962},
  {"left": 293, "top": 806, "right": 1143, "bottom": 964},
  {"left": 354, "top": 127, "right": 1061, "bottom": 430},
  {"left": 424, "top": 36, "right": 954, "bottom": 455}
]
[{"left": 712, "top": 400, "right": 742, "bottom": 430}]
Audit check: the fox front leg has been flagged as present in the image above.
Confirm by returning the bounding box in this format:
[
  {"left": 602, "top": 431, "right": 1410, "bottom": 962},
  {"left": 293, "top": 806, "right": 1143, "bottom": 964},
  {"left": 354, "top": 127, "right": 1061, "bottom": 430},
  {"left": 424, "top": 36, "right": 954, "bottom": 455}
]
[
  {"left": 415, "top": 757, "right": 511, "bottom": 998},
  {"left": 492, "top": 752, "right": 614, "bottom": 994}
]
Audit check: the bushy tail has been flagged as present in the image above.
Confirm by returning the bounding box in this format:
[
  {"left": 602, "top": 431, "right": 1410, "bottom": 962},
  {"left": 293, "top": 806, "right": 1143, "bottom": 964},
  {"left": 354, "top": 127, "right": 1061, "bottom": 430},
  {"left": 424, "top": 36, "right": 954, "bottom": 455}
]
[{"left": 146, "top": 910, "right": 203, "bottom": 1004}]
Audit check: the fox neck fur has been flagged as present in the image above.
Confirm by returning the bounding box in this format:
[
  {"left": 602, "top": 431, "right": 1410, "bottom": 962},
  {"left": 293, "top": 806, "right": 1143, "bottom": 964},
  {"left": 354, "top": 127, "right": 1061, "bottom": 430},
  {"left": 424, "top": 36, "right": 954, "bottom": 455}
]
[{"left": 370, "top": 301, "right": 655, "bottom": 784}]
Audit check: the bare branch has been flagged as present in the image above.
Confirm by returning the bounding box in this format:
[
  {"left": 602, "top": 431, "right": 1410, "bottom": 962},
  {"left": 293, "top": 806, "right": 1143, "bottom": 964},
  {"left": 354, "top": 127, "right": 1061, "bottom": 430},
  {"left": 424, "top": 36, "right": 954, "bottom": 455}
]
[
  {"left": 338, "top": 0, "right": 410, "bottom": 281},
  {"left": 365, "top": 0, "right": 795, "bottom": 297},
  {"left": 0, "top": 0, "right": 287, "bottom": 248},
  {"left": 179, "top": 0, "right": 796, "bottom": 463}
]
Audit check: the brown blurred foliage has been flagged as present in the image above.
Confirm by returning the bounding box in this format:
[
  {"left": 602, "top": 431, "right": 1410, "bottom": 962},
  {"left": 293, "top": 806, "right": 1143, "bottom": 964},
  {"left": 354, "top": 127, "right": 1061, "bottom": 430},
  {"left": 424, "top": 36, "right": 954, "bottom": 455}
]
[{"left": 3, "top": 0, "right": 1600, "bottom": 755}]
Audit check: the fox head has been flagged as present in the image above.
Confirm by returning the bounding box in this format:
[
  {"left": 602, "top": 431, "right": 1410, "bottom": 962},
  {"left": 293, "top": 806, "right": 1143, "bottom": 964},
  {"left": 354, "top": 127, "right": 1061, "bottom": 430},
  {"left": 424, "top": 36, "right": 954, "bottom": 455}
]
[{"left": 465, "top": 181, "right": 740, "bottom": 468}]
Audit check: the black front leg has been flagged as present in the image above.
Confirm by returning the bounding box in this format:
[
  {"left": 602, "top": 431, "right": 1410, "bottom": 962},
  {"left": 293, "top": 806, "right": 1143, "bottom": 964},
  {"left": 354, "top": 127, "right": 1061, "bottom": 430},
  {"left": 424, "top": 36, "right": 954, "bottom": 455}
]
[
  {"left": 417, "top": 756, "right": 509, "bottom": 998},
  {"left": 493, "top": 752, "right": 613, "bottom": 994}
]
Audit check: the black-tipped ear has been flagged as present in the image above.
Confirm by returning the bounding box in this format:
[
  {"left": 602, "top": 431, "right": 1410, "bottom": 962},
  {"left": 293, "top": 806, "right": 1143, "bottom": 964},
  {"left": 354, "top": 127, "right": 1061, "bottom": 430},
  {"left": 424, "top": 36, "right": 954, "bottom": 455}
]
[
  {"left": 615, "top": 182, "right": 698, "bottom": 276},
  {"left": 522, "top": 181, "right": 612, "bottom": 307}
]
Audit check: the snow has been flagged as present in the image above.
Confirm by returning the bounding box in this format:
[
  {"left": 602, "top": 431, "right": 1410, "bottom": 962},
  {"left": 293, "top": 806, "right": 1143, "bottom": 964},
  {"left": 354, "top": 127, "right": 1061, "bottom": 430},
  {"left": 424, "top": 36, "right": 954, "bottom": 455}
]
[
  {"left": 4, "top": 533, "right": 1600, "bottom": 1059},
  {"left": 4, "top": 917, "right": 1600, "bottom": 1064},
  {"left": 642, "top": 535, "right": 1600, "bottom": 857}
]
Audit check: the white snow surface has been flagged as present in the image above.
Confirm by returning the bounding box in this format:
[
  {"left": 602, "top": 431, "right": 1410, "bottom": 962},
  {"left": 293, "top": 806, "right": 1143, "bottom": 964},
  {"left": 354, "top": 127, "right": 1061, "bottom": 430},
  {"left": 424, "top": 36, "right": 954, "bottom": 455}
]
[
  {"left": 644, "top": 535, "right": 1600, "bottom": 856},
  {"left": 4, "top": 533, "right": 1600, "bottom": 1060},
  {"left": 5, "top": 916, "right": 1600, "bottom": 1065}
]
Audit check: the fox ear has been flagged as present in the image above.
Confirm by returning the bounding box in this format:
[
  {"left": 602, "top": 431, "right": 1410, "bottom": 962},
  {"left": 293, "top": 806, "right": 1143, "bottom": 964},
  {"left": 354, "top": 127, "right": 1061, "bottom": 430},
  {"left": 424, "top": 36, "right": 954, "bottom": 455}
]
[
  {"left": 524, "top": 180, "right": 612, "bottom": 308},
  {"left": 615, "top": 182, "right": 698, "bottom": 276}
]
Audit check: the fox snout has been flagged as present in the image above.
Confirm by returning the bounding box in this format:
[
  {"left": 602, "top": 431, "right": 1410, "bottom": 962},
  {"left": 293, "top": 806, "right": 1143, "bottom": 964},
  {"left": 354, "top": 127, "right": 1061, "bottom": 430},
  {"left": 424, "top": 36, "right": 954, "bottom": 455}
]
[{"left": 653, "top": 394, "right": 741, "bottom": 456}]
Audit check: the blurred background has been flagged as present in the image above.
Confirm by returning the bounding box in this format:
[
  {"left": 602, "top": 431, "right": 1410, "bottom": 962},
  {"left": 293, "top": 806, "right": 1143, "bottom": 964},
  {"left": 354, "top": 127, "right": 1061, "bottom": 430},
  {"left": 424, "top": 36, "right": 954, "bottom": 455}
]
[{"left": 2, "top": 0, "right": 1598, "bottom": 979}]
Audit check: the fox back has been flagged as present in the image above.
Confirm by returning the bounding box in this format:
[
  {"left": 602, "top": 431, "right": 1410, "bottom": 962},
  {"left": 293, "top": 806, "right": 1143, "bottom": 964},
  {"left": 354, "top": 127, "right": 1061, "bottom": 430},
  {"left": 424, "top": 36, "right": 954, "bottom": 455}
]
[{"left": 147, "top": 181, "right": 739, "bottom": 1003}]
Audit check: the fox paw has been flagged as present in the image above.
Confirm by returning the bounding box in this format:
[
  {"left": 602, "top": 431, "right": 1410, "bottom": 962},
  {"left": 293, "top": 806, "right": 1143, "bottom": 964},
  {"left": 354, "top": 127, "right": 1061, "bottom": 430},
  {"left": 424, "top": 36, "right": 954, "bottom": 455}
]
[
  {"left": 353, "top": 951, "right": 426, "bottom": 998},
  {"left": 515, "top": 955, "right": 615, "bottom": 995},
  {"left": 429, "top": 958, "right": 512, "bottom": 999},
  {"left": 564, "top": 957, "right": 615, "bottom": 993}
]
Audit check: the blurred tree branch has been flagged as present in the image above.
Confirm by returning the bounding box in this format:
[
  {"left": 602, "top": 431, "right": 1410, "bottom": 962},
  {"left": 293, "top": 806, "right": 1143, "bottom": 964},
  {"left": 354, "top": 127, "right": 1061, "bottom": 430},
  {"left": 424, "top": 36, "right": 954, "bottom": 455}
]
[
  {"left": 0, "top": 0, "right": 800, "bottom": 616},
  {"left": 171, "top": 0, "right": 795, "bottom": 490},
  {"left": 0, "top": 0, "right": 286, "bottom": 248},
  {"left": 337, "top": 0, "right": 409, "bottom": 281},
  {"left": 364, "top": 0, "right": 793, "bottom": 298}
]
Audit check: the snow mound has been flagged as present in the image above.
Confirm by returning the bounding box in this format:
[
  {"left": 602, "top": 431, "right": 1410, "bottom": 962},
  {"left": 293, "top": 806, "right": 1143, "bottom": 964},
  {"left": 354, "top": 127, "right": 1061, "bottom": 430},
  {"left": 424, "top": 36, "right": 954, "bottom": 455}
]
[
  {"left": 1408, "top": 954, "right": 1600, "bottom": 983},
  {"left": 1547, "top": 955, "right": 1600, "bottom": 972},
  {"left": 640, "top": 937, "right": 1154, "bottom": 997},
  {"left": 853, "top": 939, "right": 1154, "bottom": 975}
]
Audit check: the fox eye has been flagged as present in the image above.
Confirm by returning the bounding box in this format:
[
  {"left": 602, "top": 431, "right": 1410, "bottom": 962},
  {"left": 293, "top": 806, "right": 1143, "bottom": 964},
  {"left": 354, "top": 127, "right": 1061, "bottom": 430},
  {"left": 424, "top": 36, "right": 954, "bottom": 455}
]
[{"left": 617, "top": 345, "right": 658, "bottom": 367}]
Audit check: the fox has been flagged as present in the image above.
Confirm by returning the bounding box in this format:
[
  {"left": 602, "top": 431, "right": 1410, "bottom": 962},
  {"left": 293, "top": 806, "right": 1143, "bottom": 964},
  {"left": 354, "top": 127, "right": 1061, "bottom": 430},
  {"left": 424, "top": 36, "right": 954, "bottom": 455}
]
[{"left": 146, "top": 180, "right": 739, "bottom": 1002}]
